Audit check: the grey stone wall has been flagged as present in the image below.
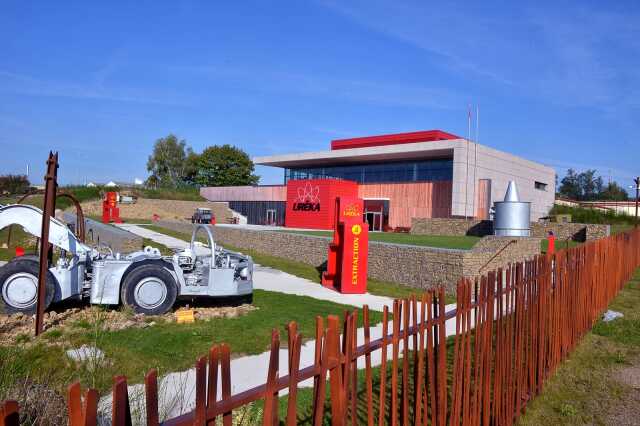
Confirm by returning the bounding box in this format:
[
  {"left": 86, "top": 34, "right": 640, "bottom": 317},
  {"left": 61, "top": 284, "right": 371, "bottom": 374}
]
[
  {"left": 155, "top": 221, "right": 541, "bottom": 293},
  {"left": 411, "top": 217, "right": 609, "bottom": 242},
  {"left": 411, "top": 218, "right": 493, "bottom": 236},
  {"left": 463, "top": 236, "right": 543, "bottom": 277},
  {"left": 529, "top": 222, "right": 610, "bottom": 241}
]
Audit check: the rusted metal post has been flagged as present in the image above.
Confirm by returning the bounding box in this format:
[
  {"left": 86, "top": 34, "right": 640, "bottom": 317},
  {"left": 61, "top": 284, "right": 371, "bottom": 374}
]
[
  {"left": 35, "top": 152, "right": 58, "bottom": 336},
  {"left": 57, "top": 192, "right": 86, "bottom": 242}
]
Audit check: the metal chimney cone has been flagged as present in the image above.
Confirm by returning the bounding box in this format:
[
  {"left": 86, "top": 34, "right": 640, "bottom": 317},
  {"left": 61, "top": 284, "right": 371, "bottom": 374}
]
[
  {"left": 493, "top": 180, "right": 531, "bottom": 237},
  {"left": 503, "top": 181, "right": 520, "bottom": 202}
]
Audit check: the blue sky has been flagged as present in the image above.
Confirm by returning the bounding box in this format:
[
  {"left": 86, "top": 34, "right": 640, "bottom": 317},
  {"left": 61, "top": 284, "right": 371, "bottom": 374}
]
[{"left": 1, "top": 1, "right": 639, "bottom": 189}]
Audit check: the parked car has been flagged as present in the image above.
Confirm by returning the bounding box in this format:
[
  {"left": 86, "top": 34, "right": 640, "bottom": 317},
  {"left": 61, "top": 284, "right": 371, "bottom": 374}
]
[{"left": 192, "top": 207, "right": 213, "bottom": 224}]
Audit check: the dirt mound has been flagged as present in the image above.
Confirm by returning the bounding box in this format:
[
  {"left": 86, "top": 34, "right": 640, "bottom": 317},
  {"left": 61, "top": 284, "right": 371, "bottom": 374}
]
[
  {"left": 0, "top": 304, "right": 257, "bottom": 345},
  {"left": 78, "top": 198, "right": 233, "bottom": 222}
]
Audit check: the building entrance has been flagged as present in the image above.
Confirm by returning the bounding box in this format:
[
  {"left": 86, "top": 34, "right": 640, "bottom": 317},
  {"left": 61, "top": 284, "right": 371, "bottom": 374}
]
[
  {"left": 365, "top": 211, "right": 383, "bottom": 232},
  {"left": 266, "top": 209, "right": 277, "bottom": 225},
  {"left": 364, "top": 199, "right": 389, "bottom": 232}
]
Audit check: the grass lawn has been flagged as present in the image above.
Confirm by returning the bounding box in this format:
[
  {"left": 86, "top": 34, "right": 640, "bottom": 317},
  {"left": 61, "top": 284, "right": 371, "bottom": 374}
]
[
  {"left": 611, "top": 223, "right": 636, "bottom": 235},
  {"left": 518, "top": 269, "right": 640, "bottom": 425},
  {"left": 0, "top": 290, "right": 384, "bottom": 397},
  {"left": 277, "top": 229, "right": 480, "bottom": 250},
  {"left": 144, "top": 224, "right": 454, "bottom": 303},
  {"left": 0, "top": 225, "right": 35, "bottom": 261},
  {"left": 540, "top": 238, "right": 582, "bottom": 254}
]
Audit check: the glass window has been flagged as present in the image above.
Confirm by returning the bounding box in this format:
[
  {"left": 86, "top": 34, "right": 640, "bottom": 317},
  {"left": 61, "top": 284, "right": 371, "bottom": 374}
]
[{"left": 284, "top": 159, "right": 453, "bottom": 184}]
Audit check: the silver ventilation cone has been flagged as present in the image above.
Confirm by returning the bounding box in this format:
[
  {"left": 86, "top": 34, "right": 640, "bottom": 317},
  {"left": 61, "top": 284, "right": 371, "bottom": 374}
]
[
  {"left": 493, "top": 180, "right": 531, "bottom": 237},
  {"left": 503, "top": 181, "right": 520, "bottom": 202}
]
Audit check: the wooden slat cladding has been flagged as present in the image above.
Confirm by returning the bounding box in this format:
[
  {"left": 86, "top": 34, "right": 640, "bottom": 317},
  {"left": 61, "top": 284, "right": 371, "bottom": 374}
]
[
  {"left": 359, "top": 181, "right": 452, "bottom": 228},
  {"left": 476, "top": 179, "right": 491, "bottom": 219},
  {"left": 200, "top": 185, "right": 286, "bottom": 202}
]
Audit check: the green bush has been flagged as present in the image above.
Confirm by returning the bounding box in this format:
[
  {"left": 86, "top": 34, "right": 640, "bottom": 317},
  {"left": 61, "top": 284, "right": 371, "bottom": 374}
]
[
  {"left": 0, "top": 175, "right": 30, "bottom": 195},
  {"left": 550, "top": 204, "right": 638, "bottom": 225},
  {"left": 133, "top": 186, "right": 205, "bottom": 201},
  {"left": 56, "top": 185, "right": 103, "bottom": 209}
]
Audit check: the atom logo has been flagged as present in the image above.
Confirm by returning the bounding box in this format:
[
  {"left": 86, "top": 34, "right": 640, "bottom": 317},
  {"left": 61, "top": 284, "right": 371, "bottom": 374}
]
[{"left": 296, "top": 182, "right": 320, "bottom": 203}]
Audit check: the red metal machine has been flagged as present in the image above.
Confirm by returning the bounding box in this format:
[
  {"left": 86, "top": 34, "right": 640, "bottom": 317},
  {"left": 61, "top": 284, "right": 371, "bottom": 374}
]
[
  {"left": 102, "top": 191, "right": 123, "bottom": 224},
  {"left": 321, "top": 197, "right": 369, "bottom": 294}
]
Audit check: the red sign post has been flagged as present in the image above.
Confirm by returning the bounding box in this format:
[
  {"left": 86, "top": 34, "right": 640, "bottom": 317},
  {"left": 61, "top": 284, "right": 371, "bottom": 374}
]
[{"left": 322, "top": 197, "right": 369, "bottom": 294}]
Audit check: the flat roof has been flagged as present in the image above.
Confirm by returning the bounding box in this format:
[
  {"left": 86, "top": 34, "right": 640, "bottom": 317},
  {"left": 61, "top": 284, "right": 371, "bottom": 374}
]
[
  {"left": 254, "top": 139, "right": 460, "bottom": 168},
  {"left": 331, "top": 129, "right": 460, "bottom": 150}
]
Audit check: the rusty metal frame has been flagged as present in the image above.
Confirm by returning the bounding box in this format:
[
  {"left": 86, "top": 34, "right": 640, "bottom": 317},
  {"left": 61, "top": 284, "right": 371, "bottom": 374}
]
[
  {"left": 35, "top": 152, "right": 58, "bottom": 336},
  {"left": 5, "top": 188, "right": 86, "bottom": 250}
]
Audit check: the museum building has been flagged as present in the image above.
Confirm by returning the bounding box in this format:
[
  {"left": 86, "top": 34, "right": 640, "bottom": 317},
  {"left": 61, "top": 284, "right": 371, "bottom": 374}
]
[{"left": 200, "top": 130, "right": 556, "bottom": 231}]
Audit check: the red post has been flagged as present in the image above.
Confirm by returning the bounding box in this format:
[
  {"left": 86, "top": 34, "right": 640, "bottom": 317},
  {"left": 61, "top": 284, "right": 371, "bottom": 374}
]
[
  {"left": 321, "top": 197, "right": 369, "bottom": 294},
  {"left": 547, "top": 231, "right": 555, "bottom": 254}
]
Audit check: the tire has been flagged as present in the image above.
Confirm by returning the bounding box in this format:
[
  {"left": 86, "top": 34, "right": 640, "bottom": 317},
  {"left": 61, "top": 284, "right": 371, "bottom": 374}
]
[
  {"left": 121, "top": 264, "right": 177, "bottom": 315},
  {"left": 238, "top": 293, "right": 253, "bottom": 305},
  {"left": 0, "top": 258, "right": 56, "bottom": 315}
]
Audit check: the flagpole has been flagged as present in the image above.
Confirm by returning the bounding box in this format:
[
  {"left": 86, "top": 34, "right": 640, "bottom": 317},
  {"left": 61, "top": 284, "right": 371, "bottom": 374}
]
[
  {"left": 464, "top": 105, "right": 471, "bottom": 219},
  {"left": 472, "top": 105, "right": 479, "bottom": 218}
]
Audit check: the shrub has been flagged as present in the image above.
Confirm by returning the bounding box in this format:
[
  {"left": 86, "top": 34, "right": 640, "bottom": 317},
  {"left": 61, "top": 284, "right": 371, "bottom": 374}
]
[
  {"left": 0, "top": 175, "right": 30, "bottom": 195},
  {"left": 550, "top": 204, "right": 638, "bottom": 225}
]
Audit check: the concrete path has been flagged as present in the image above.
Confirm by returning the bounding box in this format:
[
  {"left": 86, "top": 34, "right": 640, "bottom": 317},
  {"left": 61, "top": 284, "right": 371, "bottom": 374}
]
[
  {"left": 117, "top": 224, "right": 196, "bottom": 252},
  {"left": 106, "top": 224, "right": 461, "bottom": 419}
]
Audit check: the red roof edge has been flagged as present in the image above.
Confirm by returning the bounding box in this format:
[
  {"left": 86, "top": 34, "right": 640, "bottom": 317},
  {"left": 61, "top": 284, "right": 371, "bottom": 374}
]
[{"left": 331, "top": 130, "right": 462, "bottom": 150}]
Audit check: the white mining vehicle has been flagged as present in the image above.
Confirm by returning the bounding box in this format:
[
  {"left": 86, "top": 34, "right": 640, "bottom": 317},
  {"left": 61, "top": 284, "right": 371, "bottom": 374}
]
[{"left": 0, "top": 204, "right": 253, "bottom": 315}]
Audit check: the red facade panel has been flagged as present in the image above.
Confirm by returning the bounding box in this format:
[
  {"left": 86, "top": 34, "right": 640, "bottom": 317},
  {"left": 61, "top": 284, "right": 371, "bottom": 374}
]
[
  {"left": 331, "top": 130, "right": 460, "bottom": 150},
  {"left": 285, "top": 179, "right": 359, "bottom": 229}
]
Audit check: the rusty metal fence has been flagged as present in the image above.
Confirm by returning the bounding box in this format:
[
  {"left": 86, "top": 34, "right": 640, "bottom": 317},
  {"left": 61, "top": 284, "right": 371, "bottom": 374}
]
[{"left": 2, "top": 228, "right": 640, "bottom": 425}]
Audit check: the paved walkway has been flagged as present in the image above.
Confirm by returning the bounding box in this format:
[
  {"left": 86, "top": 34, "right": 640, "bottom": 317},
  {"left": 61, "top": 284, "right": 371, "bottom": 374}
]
[{"left": 107, "top": 224, "right": 461, "bottom": 418}]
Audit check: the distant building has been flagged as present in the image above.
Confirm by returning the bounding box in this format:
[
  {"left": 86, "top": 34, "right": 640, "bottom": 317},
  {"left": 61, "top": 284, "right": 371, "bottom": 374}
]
[
  {"left": 86, "top": 182, "right": 97, "bottom": 187},
  {"left": 201, "top": 130, "right": 556, "bottom": 230}
]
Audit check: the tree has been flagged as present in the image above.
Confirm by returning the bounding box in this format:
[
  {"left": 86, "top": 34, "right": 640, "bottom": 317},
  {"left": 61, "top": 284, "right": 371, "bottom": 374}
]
[
  {"left": 577, "top": 169, "right": 602, "bottom": 201},
  {"left": 599, "top": 182, "right": 629, "bottom": 201},
  {"left": 195, "top": 145, "right": 259, "bottom": 187},
  {"left": 183, "top": 150, "right": 200, "bottom": 185},
  {"left": 146, "top": 134, "right": 192, "bottom": 188},
  {"left": 558, "top": 168, "right": 629, "bottom": 201},
  {"left": 559, "top": 169, "right": 581, "bottom": 200},
  {"left": 0, "top": 174, "right": 30, "bottom": 194}
]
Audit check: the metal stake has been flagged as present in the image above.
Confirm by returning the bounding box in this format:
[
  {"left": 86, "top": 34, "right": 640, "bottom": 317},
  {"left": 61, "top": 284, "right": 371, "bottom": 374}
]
[{"left": 35, "top": 152, "right": 58, "bottom": 336}]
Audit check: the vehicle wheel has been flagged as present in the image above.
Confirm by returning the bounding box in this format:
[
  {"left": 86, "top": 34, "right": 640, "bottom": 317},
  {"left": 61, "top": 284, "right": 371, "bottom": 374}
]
[
  {"left": 0, "top": 258, "right": 55, "bottom": 315},
  {"left": 238, "top": 293, "right": 253, "bottom": 305},
  {"left": 121, "top": 264, "right": 177, "bottom": 315}
]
